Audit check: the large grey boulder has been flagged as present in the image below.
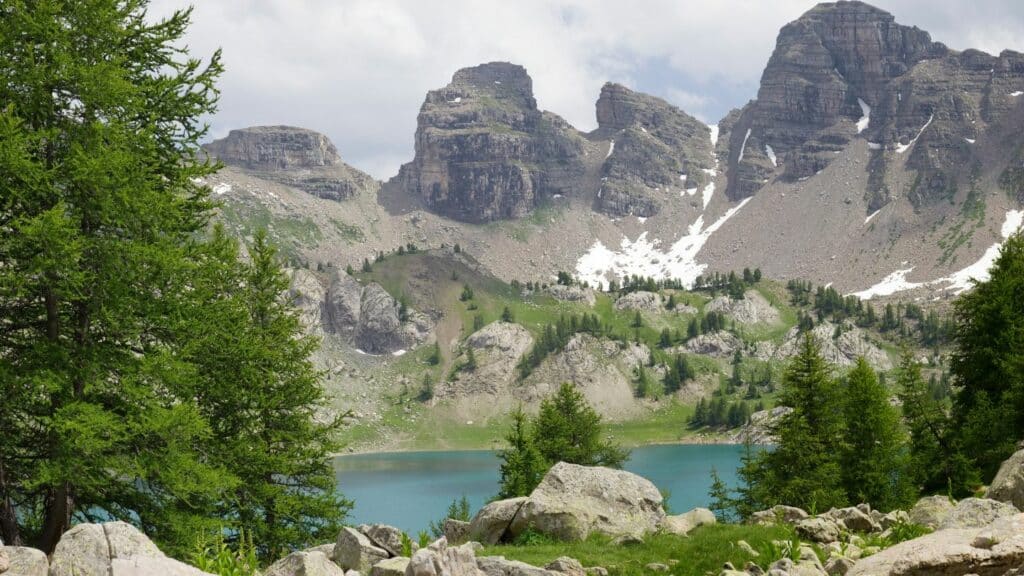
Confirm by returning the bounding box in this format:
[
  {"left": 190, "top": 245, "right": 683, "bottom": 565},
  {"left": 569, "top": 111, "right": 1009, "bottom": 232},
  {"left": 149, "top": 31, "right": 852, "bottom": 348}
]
[
  {"left": 467, "top": 498, "right": 528, "bottom": 545},
  {"left": 849, "top": 513, "right": 1024, "bottom": 576},
  {"left": 405, "top": 538, "right": 484, "bottom": 576},
  {"left": 749, "top": 504, "right": 809, "bottom": 526},
  {"left": 370, "top": 557, "right": 409, "bottom": 576},
  {"left": 795, "top": 517, "right": 842, "bottom": 543},
  {"left": 543, "top": 558, "right": 584, "bottom": 576},
  {"left": 0, "top": 543, "right": 8, "bottom": 574},
  {"left": 443, "top": 520, "right": 470, "bottom": 545},
  {"left": 359, "top": 525, "right": 406, "bottom": 558},
  {"left": 908, "top": 495, "right": 955, "bottom": 530},
  {"left": 987, "top": 449, "right": 1024, "bottom": 511},
  {"left": 823, "top": 507, "right": 880, "bottom": 533},
  {"left": 938, "top": 497, "right": 1019, "bottom": 529},
  {"left": 660, "top": 508, "right": 716, "bottom": 536},
  {"left": 5, "top": 547, "right": 47, "bottom": 576},
  {"left": 335, "top": 527, "right": 389, "bottom": 573},
  {"left": 265, "top": 551, "right": 345, "bottom": 576},
  {"left": 509, "top": 463, "right": 665, "bottom": 541},
  {"left": 49, "top": 522, "right": 213, "bottom": 576}
]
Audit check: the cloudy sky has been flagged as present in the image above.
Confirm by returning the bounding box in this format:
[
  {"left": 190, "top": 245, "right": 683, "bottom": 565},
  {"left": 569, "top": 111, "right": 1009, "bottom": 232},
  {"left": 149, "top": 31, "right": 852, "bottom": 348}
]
[{"left": 149, "top": 0, "right": 1024, "bottom": 179}]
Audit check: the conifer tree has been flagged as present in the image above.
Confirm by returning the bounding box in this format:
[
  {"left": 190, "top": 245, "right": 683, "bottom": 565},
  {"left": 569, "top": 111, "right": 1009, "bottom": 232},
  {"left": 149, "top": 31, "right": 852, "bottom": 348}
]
[
  {"left": 497, "top": 408, "right": 547, "bottom": 498},
  {"left": 533, "top": 383, "right": 629, "bottom": 468},
  {"left": 840, "top": 358, "right": 914, "bottom": 511}
]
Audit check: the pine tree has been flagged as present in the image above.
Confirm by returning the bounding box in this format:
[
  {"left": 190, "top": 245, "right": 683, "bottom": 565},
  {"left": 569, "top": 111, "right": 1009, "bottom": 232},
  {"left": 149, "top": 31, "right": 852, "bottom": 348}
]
[
  {"left": 0, "top": 2, "right": 233, "bottom": 552},
  {"left": 501, "top": 306, "right": 515, "bottom": 323},
  {"left": 950, "top": 233, "right": 1024, "bottom": 483},
  {"left": 708, "top": 468, "right": 735, "bottom": 523},
  {"left": 659, "top": 328, "right": 673, "bottom": 348},
  {"left": 463, "top": 346, "right": 478, "bottom": 372},
  {"left": 362, "top": 258, "right": 373, "bottom": 272},
  {"left": 840, "top": 358, "right": 915, "bottom": 511},
  {"left": 632, "top": 311, "right": 644, "bottom": 328},
  {"left": 533, "top": 383, "right": 629, "bottom": 468},
  {"left": 497, "top": 408, "right": 547, "bottom": 498}
]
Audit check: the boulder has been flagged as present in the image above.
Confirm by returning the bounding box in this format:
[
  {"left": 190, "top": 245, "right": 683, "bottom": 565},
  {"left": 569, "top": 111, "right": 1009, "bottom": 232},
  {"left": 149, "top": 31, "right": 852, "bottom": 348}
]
[
  {"left": 938, "top": 497, "right": 1019, "bottom": 529},
  {"left": 823, "top": 557, "right": 855, "bottom": 576},
  {"left": 660, "top": 508, "right": 716, "bottom": 535},
  {"left": 406, "top": 539, "right": 484, "bottom": 576},
  {"left": 908, "top": 495, "right": 955, "bottom": 530},
  {"left": 335, "top": 527, "right": 389, "bottom": 573},
  {"left": 613, "top": 292, "right": 661, "bottom": 312},
  {"left": 795, "top": 517, "right": 842, "bottom": 544},
  {"left": 265, "top": 551, "right": 345, "bottom": 576},
  {"left": 823, "top": 507, "right": 880, "bottom": 533},
  {"left": 359, "top": 525, "right": 406, "bottom": 558},
  {"left": 749, "top": 505, "right": 809, "bottom": 526},
  {"left": 547, "top": 286, "right": 595, "bottom": 306},
  {"left": 305, "top": 544, "right": 337, "bottom": 558},
  {"left": 50, "top": 522, "right": 186, "bottom": 576},
  {"left": 849, "top": 513, "right": 1024, "bottom": 576},
  {"left": 468, "top": 498, "right": 528, "bottom": 545},
  {"left": 509, "top": 463, "right": 665, "bottom": 541},
  {"left": 49, "top": 524, "right": 114, "bottom": 576},
  {"left": 476, "top": 557, "right": 557, "bottom": 576},
  {"left": 987, "top": 448, "right": 1024, "bottom": 511},
  {"left": 370, "top": 558, "right": 409, "bottom": 576},
  {"left": 5, "top": 547, "right": 47, "bottom": 576},
  {"left": 0, "top": 544, "right": 7, "bottom": 574},
  {"left": 543, "top": 558, "right": 585, "bottom": 576},
  {"left": 443, "top": 520, "right": 471, "bottom": 546}
]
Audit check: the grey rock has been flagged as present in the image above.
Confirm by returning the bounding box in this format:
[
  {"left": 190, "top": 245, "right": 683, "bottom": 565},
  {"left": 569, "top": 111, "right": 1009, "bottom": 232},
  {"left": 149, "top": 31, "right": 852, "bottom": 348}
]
[
  {"left": 370, "top": 558, "right": 410, "bottom": 576},
  {"left": 0, "top": 544, "right": 7, "bottom": 574},
  {"left": 796, "top": 517, "right": 842, "bottom": 544},
  {"left": 265, "top": 551, "right": 346, "bottom": 576},
  {"left": 643, "top": 564, "right": 668, "bottom": 573},
  {"left": 543, "top": 558, "right": 584, "bottom": 576},
  {"left": 355, "top": 283, "right": 408, "bottom": 354},
  {"left": 335, "top": 527, "right": 389, "bottom": 573},
  {"left": 824, "top": 557, "right": 855, "bottom": 576},
  {"left": 50, "top": 522, "right": 173, "bottom": 576},
  {"left": 987, "top": 449, "right": 1024, "bottom": 511},
  {"left": 305, "top": 544, "right": 337, "bottom": 559},
  {"left": 359, "top": 525, "right": 407, "bottom": 558},
  {"left": 749, "top": 505, "right": 809, "bottom": 526},
  {"left": 823, "top": 507, "right": 881, "bottom": 533},
  {"left": 324, "top": 270, "right": 363, "bottom": 336},
  {"left": 938, "top": 497, "right": 1019, "bottom": 530},
  {"left": 509, "top": 463, "right": 665, "bottom": 541},
  {"left": 405, "top": 540, "right": 484, "bottom": 576},
  {"left": 443, "top": 520, "right": 471, "bottom": 546},
  {"left": 468, "top": 498, "right": 528, "bottom": 545},
  {"left": 476, "top": 557, "right": 557, "bottom": 576},
  {"left": 547, "top": 286, "right": 595, "bottom": 306},
  {"left": 908, "top": 495, "right": 956, "bottom": 530},
  {"left": 660, "top": 508, "right": 716, "bottom": 536},
  {"left": 109, "top": 557, "right": 214, "bottom": 576},
  {"left": 612, "top": 292, "right": 662, "bottom": 312},
  {"left": 6, "top": 547, "right": 47, "bottom": 576}
]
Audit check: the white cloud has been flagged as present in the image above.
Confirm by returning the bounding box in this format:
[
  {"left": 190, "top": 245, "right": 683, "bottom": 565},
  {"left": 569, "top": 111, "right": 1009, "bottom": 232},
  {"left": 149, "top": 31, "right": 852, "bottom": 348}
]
[{"left": 150, "top": 0, "right": 1024, "bottom": 179}]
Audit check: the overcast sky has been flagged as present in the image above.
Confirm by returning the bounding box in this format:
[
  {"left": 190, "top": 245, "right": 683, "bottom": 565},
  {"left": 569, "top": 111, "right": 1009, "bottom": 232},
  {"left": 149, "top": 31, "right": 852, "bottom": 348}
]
[{"left": 149, "top": 0, "right": 1024, "bottom": 179}]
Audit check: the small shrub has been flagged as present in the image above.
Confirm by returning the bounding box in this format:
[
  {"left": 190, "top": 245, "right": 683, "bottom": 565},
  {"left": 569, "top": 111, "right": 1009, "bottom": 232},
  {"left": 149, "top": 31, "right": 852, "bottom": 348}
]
[{"left": 191, "top": 530, "right": 259, "bottom": 576}]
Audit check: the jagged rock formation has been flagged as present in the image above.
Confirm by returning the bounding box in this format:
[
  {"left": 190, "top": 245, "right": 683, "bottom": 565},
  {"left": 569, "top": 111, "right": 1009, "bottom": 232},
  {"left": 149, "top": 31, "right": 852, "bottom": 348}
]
[
  {"left": 205, "top": 126, "right": 376, "bottom": 201},
  {"left": 593, "top": 83, "right": 714, "bottom": 217},
  {"left": 726, "top": 0, "right": 1024, "bottom": 211},
  {"left": 392, "top": 62, "right": 586, "bottom": 223}
]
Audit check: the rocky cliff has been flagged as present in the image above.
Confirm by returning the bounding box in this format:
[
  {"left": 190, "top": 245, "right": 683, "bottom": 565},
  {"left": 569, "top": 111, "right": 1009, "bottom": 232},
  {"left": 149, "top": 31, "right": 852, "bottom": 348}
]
[
  {"left": 726, "top": 0, "right": 1024, "bottom": 211},
  {"left": 593, "top": 83, "right": 714, "bottom": 217},
  {"left": 391, "top": 62, "right": 587, "bottom": 223},
  {"left": 205, "top": 126, "right": 376, "bottom": 201}
]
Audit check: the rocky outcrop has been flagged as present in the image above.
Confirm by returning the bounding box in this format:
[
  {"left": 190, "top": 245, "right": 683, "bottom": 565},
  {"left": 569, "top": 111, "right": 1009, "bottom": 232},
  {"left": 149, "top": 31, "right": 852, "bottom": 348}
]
[
  {"left": 593, "top": 83, "right": 713, "bottom": 217},
  {"left": 49, "top": 522, "right": 213, "bottom": 576},
  {"left": 468, "top": 498, "right": 529, "bottom": 545},
  {"left": 705, "top": 291, "right": 780, "bottom": 325},
  {"left": 205, "top": 126, "right": 375, "bottom": 201},
  {"left": 546, "top": 285, "right": 595, "bottom": 306},
  {"left": 405, "top": 539, "right": 484, "bottom": 576},
  {"left": 775, "top": 322, "right": 891, "bottom": 370},
  {"left": 320, "top": 271, "right": 432, "bottom": 354},
  {"left": 684, "top": 330, "right": 742, "bottom": 358},
  {"left": 477, "top": 556, "right": 559, "bottom": 576},
  {"left": 265, "top": 551, "right": 346, "bottom": 576},
  {"left": 613, "top": 291, "right": 662, "bottom": 312},
  {"left": 4, "top": 547, "right": 47, "bottom": 576},
  {"left": 731, "top": 407, "right": 793, "bottom": 445},
  {"left": 359, "top": 525, "right": 406, "bottom": 559},
  {"left": 440, "top": 322, "right": 533, "bottom": 398},
  {"left": 393, "top": 62, "right": 586, "bottom": 223},
  {"left": 849, "top": 512, "right": 1024, "bottom": 576},
  {"left": 938, "top": 497, "right": 1019, "bottom": 530},
  {"left": 987, "top": 448, "right": 1024, "bottom": 511},
  {"left": 509, "top": 462, "right": 665, "bottom": 541}
]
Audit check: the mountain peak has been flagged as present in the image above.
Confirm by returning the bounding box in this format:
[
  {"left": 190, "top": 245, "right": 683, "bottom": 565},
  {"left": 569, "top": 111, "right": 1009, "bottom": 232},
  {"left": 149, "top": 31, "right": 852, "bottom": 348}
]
[{"left": 205, "top": 126, "right": 341, "bottom": 171}]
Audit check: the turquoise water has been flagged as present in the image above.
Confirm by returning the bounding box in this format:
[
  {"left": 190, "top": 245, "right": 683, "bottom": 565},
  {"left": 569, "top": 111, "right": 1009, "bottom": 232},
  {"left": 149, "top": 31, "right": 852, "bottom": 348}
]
[{"left": 333, "top": 444, "right": 747, "bottom": 534}]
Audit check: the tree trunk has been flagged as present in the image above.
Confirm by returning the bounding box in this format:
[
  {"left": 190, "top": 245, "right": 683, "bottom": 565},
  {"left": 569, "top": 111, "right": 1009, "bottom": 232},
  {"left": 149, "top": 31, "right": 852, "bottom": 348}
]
[
  {"left": 39, "top": 482, "right": 73, "bottom": 554},
  {"left": 0, "top": 464, "right": 22, "bottom": 546}
]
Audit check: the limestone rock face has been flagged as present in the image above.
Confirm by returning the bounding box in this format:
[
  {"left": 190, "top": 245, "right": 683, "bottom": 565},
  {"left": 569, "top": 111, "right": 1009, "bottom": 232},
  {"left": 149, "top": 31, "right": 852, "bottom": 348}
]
[
  {"left": 509, "top": 462, "right": 665, "bottom": 541},
  {"left": 324, "top": 270, "right": 364, "bottom": 336},
  {"left": 319, "top": 271, "right": 431, "bottom": 354},
  {"left": 205, "top": 126, "right": 375, "bottom": 201},
  {"left": 5, "top": 547, "right": 47, "bottom": 576},
  {"left": 987, "top": 449, "right": 1024, "bottom": 511},
  {"left": 849, "top": 512, "right": 1024, "bottom": 576},
  {"left": 335, "top": 527, "right": 389, "bottom": 573},
  {"left": 264, "top": 551, "right": 347, "bottom": 576},
  {"left": 393, "top": 62, "right": 586, "bottom": 223},
  {"left": 593, "top": 83, "right": 713, "bottom": 217}
]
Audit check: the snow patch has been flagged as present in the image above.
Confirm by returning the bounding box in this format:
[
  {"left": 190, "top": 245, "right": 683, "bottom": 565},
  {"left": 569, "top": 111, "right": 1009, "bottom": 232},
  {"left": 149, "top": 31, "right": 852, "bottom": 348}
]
[
  {"left": 451, "top": 97, "right": 462, "bottom": 103},
  {"left": 709, "top": 124, "right": 719, "bottom": 146},
  {"left": 213, "top": 182, "right": 232, "bottom": 195},
  {"left": 637, "top": 217, "right": 647, "bottom": 224},
  {"left": 1011, "top": 91, "right": 1023, "bottom": 97},
  {"left": 606, "top": 140, "right": 615, "bottom": 159},
  {"left": 575, "top": 198, "right": 752, "bottom": 288},
  {"left": 851, "top": 210, "right": 1024, "bottom": 298},
  {"left": 738, "top": 128, "right": 752, "bottom": 162},
  {"left": 765, "top": 144, "right": 777, "bottom": 167},
  {"left": 392, "top": 349, "right": 407, "bottom": 357},
  {"left": 856, "top": 98, "right": 871, "bottom": 133},
  {"left": 867, "top": 142, "right": 882, "bottom": 150},
  {"left": 864, "top": 210, "right": 880, "bottom": 225},
  {"left": 896, "top": 115, "right": 934, "bottom": 154},
  {"left": 964, "top": 138, "right": 975, "bottom": 144}
]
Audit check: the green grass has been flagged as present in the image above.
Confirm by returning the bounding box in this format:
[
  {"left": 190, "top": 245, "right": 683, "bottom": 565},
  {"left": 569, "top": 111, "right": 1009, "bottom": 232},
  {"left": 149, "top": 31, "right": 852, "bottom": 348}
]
[
  {"left": 605, "top": 402, "right": 694, "bottom": 446},
  {"left": 482, "top": 525, "right": 800, "bottom": 576}
]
